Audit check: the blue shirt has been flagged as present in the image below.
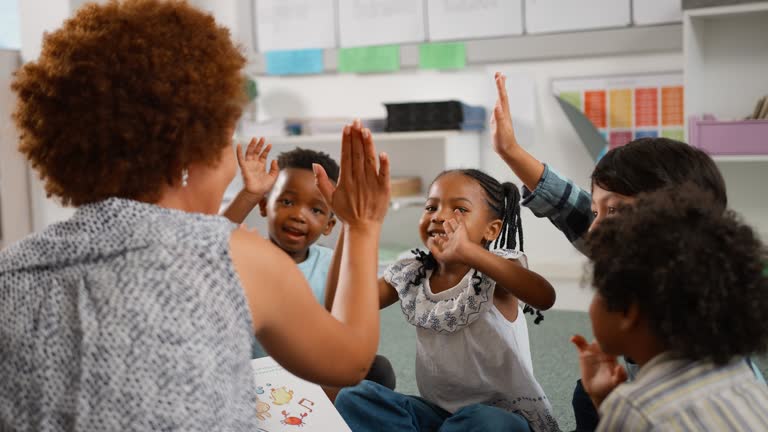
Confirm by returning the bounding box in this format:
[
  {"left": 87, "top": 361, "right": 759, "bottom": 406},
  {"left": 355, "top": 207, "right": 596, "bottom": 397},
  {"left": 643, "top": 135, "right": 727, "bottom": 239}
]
[{"left": 251, "top": 244, "right": 334, "bottom": 358}]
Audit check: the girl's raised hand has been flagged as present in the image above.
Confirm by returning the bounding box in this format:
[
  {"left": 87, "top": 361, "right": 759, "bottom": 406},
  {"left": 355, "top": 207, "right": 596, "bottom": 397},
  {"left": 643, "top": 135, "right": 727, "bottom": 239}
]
[
  {"left": 490, "top": 72, "right": 520, "bottom": 160},
  {"left": 429, "top": 210, "right": 473, "bottom": 265},
  {"left": 314, "top": 119, "right": 391, "bottom": 228},
  {"left": 571, "top": 334, "right": 628, "bottom": 408},
  {"left": 237, "top": 137, "right": 279, "bottom": 199}
]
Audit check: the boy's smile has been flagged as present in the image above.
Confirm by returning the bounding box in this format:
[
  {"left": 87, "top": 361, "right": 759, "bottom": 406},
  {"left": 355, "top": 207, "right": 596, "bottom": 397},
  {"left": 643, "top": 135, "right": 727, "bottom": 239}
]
[{"left": 263, "top": 168, "right": 335, "bottom": 263}]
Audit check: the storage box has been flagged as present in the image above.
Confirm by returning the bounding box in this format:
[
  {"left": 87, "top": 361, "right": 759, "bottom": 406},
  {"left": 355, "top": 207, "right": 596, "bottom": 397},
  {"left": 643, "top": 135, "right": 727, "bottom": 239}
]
[
  {"left": 384, "top": 101, "right": 486, "bottom": 132},
  {"left": 688, "top": 115, "right": 768, "bottom": 155},
  {"left": 390, "top": 177, "right": 422, "bottom": 197}
]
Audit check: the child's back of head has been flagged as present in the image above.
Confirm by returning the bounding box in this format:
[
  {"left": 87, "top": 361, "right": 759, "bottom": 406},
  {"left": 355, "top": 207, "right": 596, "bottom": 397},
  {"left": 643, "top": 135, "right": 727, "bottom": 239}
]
[{"left": 587, "top": 185, "right": 768, "bottom": 364}]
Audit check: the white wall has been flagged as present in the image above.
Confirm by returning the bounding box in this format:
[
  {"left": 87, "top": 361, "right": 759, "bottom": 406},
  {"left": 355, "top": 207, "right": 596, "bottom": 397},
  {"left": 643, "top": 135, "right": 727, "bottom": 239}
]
[
  {"left": 16, "top": 0, "right": 109, "bottom": 231},
  {"left": 250, "top": 52, "right": 684, "bottom": 280},
  {"left": 0, "top": 49, "right": 30, "bottom": 247}
]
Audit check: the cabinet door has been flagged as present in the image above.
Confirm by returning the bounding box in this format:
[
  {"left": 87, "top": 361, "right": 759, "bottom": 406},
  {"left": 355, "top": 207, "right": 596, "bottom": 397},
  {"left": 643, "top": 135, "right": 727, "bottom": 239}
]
[
  {"left": 256, "top": 0, "right": 337, "bottom": 51},
  {"left": 524, "top": 0, "right": 630, "bottom": 34},
  {"left": 633, "top": 0, "right": 682, "bottom": 25},
  {"left": 338, "top": 0, "right": 426, "bottom": 47},
  {"left": 427, "top": 0, "right": 523, "bottom": 41}
]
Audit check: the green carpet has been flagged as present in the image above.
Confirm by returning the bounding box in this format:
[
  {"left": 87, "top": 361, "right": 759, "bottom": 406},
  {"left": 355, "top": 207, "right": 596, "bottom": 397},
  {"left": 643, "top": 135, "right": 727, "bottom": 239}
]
[{"left": 377, "top": 306, "right": 768, "bottom": 431}]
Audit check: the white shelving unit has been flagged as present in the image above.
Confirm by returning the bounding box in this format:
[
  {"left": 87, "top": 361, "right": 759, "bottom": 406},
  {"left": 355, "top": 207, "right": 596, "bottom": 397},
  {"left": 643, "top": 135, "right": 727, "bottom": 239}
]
[
  {"left": 683, "top": 2, "right": 768, "bottom": 240},
  {"left": 713, "top": 155, "right": 768, "bottom": 163},
  {"left": 683, "top": 2, "right": 768, "bottom": 120},
  {"left": 235, "top": 130, "right": 482, "bottom": 250}
]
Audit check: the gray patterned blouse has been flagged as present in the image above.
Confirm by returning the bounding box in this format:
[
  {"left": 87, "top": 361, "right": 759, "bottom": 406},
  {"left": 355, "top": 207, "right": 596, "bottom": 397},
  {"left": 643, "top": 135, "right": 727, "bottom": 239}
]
[{"left": 0, "top": 198, "right": 258, "bottom": 431}]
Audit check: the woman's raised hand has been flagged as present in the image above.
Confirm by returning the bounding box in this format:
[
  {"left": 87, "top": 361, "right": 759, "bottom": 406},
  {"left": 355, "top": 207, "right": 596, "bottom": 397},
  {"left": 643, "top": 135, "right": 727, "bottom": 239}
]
[{"left": 314, "top": 119, "right": 390, "bottom": 229}]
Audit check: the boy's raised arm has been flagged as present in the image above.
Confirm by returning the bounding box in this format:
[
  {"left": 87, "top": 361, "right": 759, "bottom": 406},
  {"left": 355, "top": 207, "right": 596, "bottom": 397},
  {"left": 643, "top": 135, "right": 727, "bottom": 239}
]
[{"left": 222, "top": 137, "right": 279, "bottom": 224}]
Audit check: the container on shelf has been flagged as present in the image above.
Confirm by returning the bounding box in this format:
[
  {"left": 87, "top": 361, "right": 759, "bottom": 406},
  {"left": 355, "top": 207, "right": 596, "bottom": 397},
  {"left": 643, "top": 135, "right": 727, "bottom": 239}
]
[{"left": 688, "top": 115, "right": 768, "bottom": 156}]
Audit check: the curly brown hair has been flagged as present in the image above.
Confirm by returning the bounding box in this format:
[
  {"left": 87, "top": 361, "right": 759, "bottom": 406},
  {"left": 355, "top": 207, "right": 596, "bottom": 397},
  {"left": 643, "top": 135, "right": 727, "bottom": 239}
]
[
  {"left": 586, "top": 185, "right": 768, "bottom": 364},
  {"left": 12, "top": 0, "right": 247, "bottom": 205}
]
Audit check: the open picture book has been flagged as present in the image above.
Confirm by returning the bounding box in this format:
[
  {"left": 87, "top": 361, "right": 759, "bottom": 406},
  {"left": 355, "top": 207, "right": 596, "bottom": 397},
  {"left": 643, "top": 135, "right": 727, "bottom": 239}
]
[{"left": 251, "top": 357, "right": 352, "bottom": 431}]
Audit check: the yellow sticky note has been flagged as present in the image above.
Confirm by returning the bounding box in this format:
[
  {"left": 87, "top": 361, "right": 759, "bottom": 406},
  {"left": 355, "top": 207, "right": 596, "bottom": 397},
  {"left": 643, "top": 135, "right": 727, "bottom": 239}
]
[{"left": 609, "top": 89, "right": 632, "bottom": 129}]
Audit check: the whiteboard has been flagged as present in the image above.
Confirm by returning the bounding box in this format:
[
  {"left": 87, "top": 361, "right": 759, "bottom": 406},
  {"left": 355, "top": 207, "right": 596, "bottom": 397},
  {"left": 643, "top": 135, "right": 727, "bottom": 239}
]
[
  {"left": 427, "top": 0, "right": 523, "bottom": 41},
  {"left": 338, "top": 0, "right": 425, "bottom": 47},
  {"left": 256, "top": 0, "right": 336, "bottom": 51},
  {"left": 633, "top": 0, "right": 682, "bottom": 25},
  {"left": 524, "top": 0, "right": 630, "bottom": 34}
]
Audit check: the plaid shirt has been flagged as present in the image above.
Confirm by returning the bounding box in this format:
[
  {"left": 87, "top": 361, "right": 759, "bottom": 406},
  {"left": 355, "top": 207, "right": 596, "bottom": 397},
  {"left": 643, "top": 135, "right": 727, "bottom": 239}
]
[{"left": 521, "top": 164, "right": 593, "bottom": 253}]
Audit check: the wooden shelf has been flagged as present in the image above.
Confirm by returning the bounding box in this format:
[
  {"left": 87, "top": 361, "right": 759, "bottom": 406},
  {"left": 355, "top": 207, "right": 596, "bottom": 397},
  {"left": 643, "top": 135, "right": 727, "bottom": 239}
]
[{"left": 390, "top": 195, "right": 425, "bottom": 211}]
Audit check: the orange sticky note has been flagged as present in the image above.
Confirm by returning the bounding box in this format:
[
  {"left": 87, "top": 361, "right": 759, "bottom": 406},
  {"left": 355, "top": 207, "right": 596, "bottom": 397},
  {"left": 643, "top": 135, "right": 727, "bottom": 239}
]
[
  {"left": 662, "top": 86, "right": 684, "bottom": 126},
  {"left": 585, "top": 90, "right": 607, "bottom": 129},
  {"left": 635, "top": 88, "right": 658, "bottom": 127}
]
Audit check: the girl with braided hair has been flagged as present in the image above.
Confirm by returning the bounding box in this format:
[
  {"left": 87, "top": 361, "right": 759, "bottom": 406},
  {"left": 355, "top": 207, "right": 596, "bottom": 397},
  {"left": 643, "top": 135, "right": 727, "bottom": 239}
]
[{"left": 323, "top": 168, "right": 558, "bottom": 431}]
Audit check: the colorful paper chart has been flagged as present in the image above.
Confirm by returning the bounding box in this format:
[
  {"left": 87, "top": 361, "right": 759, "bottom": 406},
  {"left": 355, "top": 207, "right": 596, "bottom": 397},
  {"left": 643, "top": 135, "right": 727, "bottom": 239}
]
[{"left": 552, "top": 73, "right": 685, "bottom": 160}]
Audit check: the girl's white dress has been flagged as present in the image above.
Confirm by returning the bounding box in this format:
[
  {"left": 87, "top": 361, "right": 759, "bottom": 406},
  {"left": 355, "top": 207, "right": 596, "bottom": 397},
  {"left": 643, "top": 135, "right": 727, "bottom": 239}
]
[{"left": 383, "top": 249, "right": 560, "bottom": 432}]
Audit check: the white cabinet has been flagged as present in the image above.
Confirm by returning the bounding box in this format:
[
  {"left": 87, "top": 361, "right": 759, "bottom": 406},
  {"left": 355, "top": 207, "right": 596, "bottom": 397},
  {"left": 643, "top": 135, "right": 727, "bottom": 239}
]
[
  {"left": 524, "top": 0, "right": 631, "bottom": 34},
  {"left": 633, "top": 0, "right": 683, "bottom": 25},
  {"left": 234, "top": 130, "right": 481, "bottom": 249},
  {"left": 683, "top": 2, "right": 768, "bottom": 120},
  {"left": 426, "top": 0, "right": 523, "bottom": 41},
  {"left": 683, "top": 2, "right": 768, "bottom": 240}
]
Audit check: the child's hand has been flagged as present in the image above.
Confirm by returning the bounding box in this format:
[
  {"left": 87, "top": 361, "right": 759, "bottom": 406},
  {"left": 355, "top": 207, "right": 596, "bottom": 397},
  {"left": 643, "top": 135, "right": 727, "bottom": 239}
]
[
  {"left": 237, "top": 137, "right": 279, "bottom": 200},
  {"left": 314, "top": 119, "right": 390, "bottom": 229},
  {"left": 490, "top": 72, "right": 520, "bottom": 159},
  {"left": 428, "top": 210, "right": 473, "bottom": 265},
  {"left": 571, "top": 335, "right": 628, "bottom": 409}
]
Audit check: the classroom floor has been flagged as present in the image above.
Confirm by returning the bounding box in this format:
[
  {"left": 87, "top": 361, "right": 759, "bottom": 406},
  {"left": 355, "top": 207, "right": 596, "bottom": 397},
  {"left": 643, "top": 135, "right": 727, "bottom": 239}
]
[{"left": 377, "top": 304, "right": 768, "bottom": 432}]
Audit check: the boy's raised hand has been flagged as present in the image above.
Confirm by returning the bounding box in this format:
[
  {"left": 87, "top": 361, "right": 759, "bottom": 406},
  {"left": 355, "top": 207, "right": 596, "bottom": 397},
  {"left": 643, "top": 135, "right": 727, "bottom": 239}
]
[
  {"left": 490, "top": 72, "right": 520, "bottom": 159},
  {"left": 314, "top": 119, "right": 390, "bottom": 228},
  {"left": 571, "top": 334, "right": 628, "bottom": 409},
  {"left": 237, "top": 137, "right": 279, "bottom": 200},
  {"left": 428, "top": 210, "right": 473, "bottom": 265}
]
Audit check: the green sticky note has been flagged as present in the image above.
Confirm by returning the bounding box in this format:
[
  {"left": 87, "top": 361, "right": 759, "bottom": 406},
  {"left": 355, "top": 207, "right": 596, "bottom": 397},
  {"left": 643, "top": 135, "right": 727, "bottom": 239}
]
[
  {"left": 338, "top": 45, "right": 400, "bottom": 73},
  {"left": 559, "top": 91, "right": 582, "bottom": 110},
  {"left": 419, "top": 42, "right": 466, "bottom": 70},
  {"left": 661, "top": 129, "right": 685, "bottom": 141}
]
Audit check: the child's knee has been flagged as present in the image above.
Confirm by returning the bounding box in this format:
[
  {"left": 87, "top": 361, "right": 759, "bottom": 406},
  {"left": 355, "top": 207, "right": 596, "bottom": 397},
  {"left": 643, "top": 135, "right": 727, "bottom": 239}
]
[
  {"left": 335, "top": 380, "right": 387, "bottom": 410},
  {"left": 447, "top": 404, "right": 531, "bottom": 431}
]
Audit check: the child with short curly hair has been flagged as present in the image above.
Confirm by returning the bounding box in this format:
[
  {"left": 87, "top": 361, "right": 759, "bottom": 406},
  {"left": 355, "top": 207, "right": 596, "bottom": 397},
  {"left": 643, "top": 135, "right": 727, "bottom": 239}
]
[{"left": 573, "top": 186, "right": 768, "bottom": 431}]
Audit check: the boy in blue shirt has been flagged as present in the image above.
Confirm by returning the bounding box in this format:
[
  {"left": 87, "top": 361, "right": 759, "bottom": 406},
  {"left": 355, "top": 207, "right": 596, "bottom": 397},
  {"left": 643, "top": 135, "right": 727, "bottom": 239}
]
[
  {"left": 225, "top": 140, "right": 337, "bottom": 303},
  {"left": 223, "top": 139, "right": 339, "bottom": 340},
  {"left": 223, "top": 138, "right": 395, "bottom": 389}
]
